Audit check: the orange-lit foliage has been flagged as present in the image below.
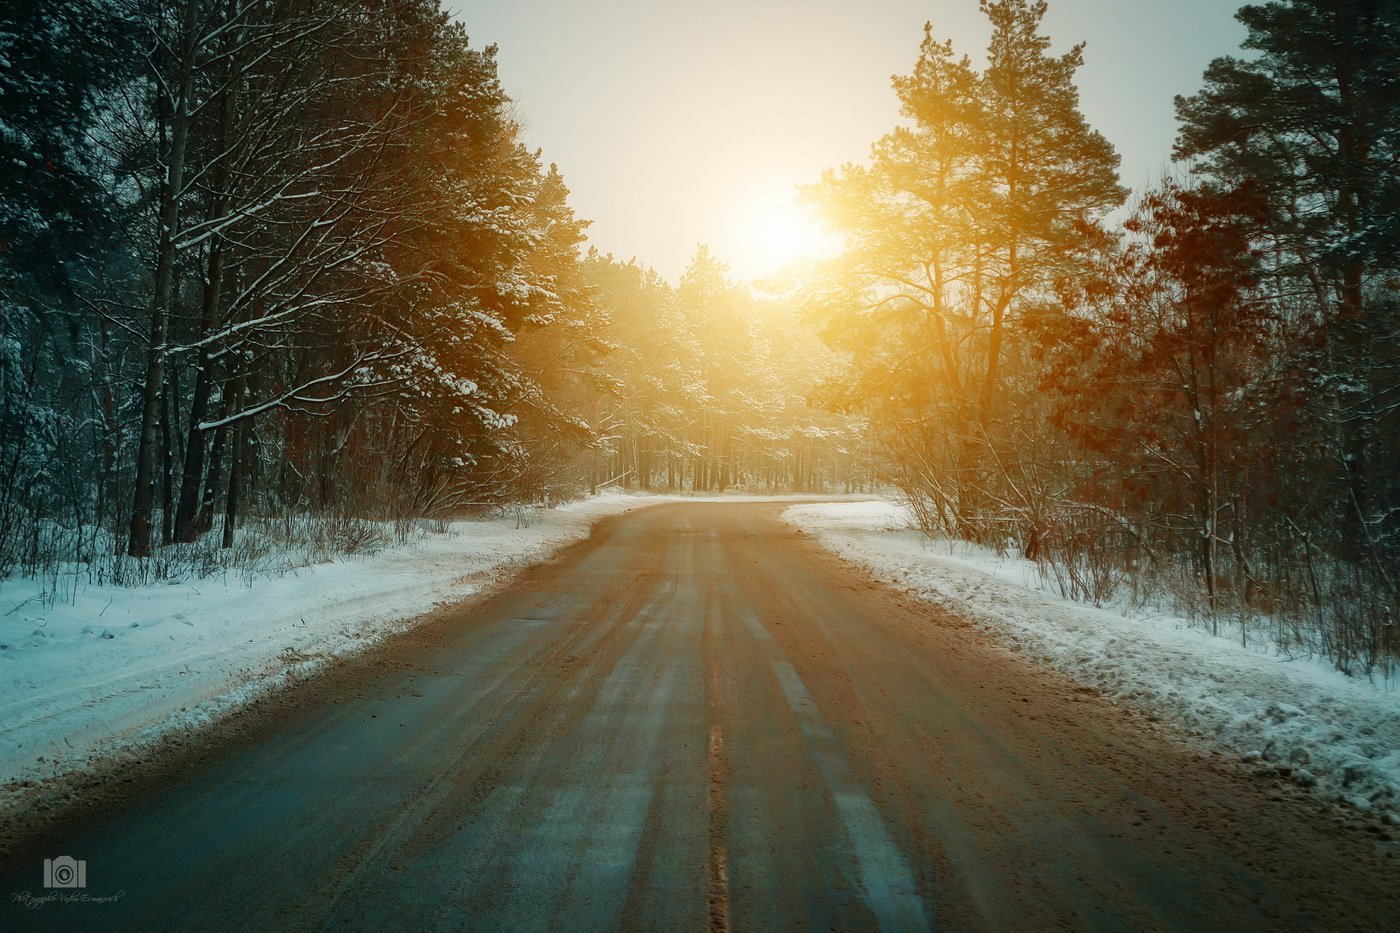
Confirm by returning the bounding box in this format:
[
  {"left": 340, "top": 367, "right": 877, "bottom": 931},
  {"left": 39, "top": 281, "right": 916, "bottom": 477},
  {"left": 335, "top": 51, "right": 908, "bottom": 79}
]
[
  {"left": 1036, "top": 180, "right": 1273, "bottom": 614},
  {"left": 802, "top": 0, "right": 1123, "bottom": 545},
  {"left": 572, "top": 248, "right": 869, "bottom": 494}
]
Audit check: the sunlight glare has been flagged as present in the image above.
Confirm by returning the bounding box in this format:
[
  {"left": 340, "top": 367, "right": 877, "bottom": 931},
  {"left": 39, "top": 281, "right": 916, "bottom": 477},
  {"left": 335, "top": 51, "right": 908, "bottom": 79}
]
[{"left": 727, "top": 183, "right": 841, "bottom": 282}]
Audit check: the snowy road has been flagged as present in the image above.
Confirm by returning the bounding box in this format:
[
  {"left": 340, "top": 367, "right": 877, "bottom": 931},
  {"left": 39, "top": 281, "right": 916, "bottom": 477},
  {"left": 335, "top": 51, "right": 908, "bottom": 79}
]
[{"left": 2, "top": 503, "right": 1396, "bottom": 930}]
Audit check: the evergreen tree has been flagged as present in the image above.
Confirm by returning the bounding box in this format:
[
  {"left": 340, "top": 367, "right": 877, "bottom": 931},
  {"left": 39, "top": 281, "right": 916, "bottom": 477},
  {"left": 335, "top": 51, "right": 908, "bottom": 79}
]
[
  {"left": 975, "top": 0, "right": 1125, "bottom": 425},
  {"left": 0, "top": 1, "right": 137, "bottom": 570},
  {"left": 1175, "top": 0, "right": 1400, "bottom": 320},
  {"left": 805, "top": 0, "right": 1123, "bottom": 541},
  {"left": 1037, "top": 181, "right": 1273, "bottom": 614},
  {"left": 1176, "top": 0, "right": 1400, "bottom": 579},
  {"left": 0, "top": 0, "right": 132, "bottom": 283}
]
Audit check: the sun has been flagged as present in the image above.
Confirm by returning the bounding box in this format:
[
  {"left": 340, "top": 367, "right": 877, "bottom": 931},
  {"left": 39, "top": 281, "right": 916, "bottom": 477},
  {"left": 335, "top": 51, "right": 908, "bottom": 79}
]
[
  {"left": 757, "top": 206, "right": 826, "bottom": 266},
  {"left": 729, "top": 185, "right": 840, "bottom": 281},
  {"left": 756, "top": 197, "right": 828, "bottom": 267}
]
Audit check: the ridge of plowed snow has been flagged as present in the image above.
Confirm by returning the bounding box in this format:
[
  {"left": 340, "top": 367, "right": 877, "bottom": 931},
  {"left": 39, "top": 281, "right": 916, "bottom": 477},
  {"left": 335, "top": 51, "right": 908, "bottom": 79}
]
[{"left": 784, "top": 500, "right": 1400, "bottom": 826}]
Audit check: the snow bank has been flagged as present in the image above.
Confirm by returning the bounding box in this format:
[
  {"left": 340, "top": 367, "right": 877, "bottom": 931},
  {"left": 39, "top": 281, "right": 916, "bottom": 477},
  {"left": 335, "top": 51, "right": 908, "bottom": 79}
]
[
  {"left": 784, "top": 500, "right": 1400, "bottom": 825},
  {"left": 0, "top": 493, "right": 690, "bottom": 795}
]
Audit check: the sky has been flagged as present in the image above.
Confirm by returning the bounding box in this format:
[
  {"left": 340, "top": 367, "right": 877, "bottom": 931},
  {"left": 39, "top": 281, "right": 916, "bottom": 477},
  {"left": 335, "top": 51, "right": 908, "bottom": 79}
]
[{"left": 445, "top": 0, "right": 1247, "bottom": 283}]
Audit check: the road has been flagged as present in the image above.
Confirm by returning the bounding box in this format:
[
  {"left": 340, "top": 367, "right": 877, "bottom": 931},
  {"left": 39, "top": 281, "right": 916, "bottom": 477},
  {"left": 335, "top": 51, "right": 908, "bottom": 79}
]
[{"left": 2, "top": 502, "right": 1396, "bottom": 931}]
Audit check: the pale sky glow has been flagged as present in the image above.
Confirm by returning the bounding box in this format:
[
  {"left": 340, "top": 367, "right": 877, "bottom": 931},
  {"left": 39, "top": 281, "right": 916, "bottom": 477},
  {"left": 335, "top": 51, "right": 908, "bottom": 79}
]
[{"left": 446, "top": 0, "right": 1246, "bottom": 283}]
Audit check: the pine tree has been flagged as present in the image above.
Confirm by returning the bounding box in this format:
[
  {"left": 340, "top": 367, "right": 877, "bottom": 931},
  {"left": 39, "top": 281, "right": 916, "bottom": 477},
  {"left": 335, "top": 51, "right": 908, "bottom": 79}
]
[
  {"left": 1038, "top": 181, "right": 1272, "bottom": 617},
  {"left": 1175, "top": 0, "right": 1400, "bottom": 577},
  {"left": 1175, "top": 0, "right": 1400, "bottom": 320},
  {"left": 804, "top": 0, "right": 1123, "bottom": 542},
  {"left": 0, "top": 1, "right": 137, "bottom": 568},
  {"left": 0, "top": 0, "right": 131, "bottom": 277},
  {"left": 975, "top": 0, "right": 1125, "bottom": 425}
]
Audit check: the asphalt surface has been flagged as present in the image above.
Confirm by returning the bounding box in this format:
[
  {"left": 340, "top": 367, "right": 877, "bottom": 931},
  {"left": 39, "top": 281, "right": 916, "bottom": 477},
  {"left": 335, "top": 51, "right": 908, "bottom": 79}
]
[{"left": 1, "top": 502, "right": 1397, "bottom": 931}]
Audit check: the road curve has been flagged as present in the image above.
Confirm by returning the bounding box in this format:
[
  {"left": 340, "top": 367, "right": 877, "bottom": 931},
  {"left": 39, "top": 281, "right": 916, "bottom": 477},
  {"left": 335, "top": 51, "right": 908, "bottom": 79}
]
[{"left": 1, "top": 502, "right": 1396, "bottom": 931}]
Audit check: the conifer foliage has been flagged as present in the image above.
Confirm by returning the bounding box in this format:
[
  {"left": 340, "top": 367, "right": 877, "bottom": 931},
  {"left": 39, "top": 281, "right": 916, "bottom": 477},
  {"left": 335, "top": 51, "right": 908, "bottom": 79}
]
[
  {"left": 0, "top": 0, "right": 857, "bottom": 579},
  {"left": 808, "top": 0, "right": 1399, "bottom": 671},
  {"left": 5, "top": 0, "right": 1396, "bottom": 673},
  {"left": 0, "top": 0, "right": 599, "bottom": 571},
  {"left": 805, "top": 0, "right": 1125, "bottom": 547}
]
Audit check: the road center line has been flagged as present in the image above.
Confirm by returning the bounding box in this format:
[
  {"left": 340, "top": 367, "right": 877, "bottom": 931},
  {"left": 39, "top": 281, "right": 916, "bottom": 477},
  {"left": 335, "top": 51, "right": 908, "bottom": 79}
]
[
  {"left": 703, "top": 573, "right": 733, "bottom": 933},
  {"left": 706, "top": 723, "right": 732, "bottom": 933}
]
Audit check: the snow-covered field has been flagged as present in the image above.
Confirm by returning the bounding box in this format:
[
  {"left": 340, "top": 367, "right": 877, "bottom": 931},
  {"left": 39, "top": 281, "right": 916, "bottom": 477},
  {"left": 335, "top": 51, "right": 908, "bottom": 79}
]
[
  {"left": 0, "top": 493, "right": 705, "bottom": 796},
  {"left": 784, "top": 500, "right": 1400, "bottom": 826}
]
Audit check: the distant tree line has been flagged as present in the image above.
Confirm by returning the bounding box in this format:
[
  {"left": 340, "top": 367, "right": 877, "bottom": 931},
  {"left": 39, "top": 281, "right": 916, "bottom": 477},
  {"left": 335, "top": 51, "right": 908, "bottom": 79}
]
[
  {"left": 573, "top": 248, "right": 869, "bottom": 498},
  {"left": 805, "top": 0, "right": 1399, "bottom": 673},
  {"left": 0, "top": 0, "right": 858, "bottom": 584}
]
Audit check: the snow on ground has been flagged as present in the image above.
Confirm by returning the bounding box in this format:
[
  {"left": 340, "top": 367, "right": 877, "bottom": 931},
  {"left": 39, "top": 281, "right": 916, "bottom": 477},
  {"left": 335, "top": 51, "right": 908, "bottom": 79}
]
[
  {"left": 0, "top": 492, "right": 705, "bottom": 797},
  {"left": 784, "top": 500, "right": 1400, "bottom": 826}
]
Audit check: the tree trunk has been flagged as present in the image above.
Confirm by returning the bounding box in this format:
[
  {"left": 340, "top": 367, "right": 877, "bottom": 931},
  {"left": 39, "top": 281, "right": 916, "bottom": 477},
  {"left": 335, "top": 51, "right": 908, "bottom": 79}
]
[
  {"left": 199, "top": 418, "right": 228, "bottom": 536},
  {"left": 174, "top": 63, "right": 232, "bottom": 543},
  {"left": 219, "top": 369, "right": 247, "bottom": 549},
  {"left": 129, "top": 0, "right": 200, "bottom": 557},
  {"left": 161, "top": 370, "right": 177, "bottom": 545},
  {"left": 222, "top": 418, "right": 245, "bottom": 550},
  {"left": 980, "top": 292, "right": 1010, "bottom": 430},
  {"left": 96, "top": 320, "right": 121, "bottom": 532},
  {"left": 173, "top": 350, "right": 216, "bottom": 542}
]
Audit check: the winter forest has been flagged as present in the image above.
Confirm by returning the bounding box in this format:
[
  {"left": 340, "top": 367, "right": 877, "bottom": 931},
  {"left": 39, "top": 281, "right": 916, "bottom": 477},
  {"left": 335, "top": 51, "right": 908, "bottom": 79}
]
[{"left": 2, "top": 0, "right": 1397, "bottom": 675}]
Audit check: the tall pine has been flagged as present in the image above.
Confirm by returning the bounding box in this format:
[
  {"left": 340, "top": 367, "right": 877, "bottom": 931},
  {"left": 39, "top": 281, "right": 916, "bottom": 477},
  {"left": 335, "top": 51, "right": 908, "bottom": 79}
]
[
  {"left": 1176, "top": 0, "right": 1400, "bottom": 580},
  {"left": 804, "top": 0, "right": 1123, "bottom": 543}
]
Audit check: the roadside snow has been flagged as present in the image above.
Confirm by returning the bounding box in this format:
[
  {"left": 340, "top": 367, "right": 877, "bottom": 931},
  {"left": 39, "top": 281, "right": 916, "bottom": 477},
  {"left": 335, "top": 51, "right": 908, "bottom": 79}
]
[
  {"left": 0, "top": 493, "right": 691, "bottom": 795},
  {"left": 784, "top": 500, "right": 1400, "bottom": 825}
]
